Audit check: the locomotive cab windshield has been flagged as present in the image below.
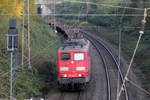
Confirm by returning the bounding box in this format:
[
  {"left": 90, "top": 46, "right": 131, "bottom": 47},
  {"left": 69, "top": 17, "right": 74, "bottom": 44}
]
[{"left": 61, "top": 53, "right": 70, "bottom": 61}]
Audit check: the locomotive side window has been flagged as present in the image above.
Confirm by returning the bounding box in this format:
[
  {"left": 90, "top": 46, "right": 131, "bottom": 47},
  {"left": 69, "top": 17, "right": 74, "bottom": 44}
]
[
  {"left": 74, "top": 53, "right": 84, "bottom": 61},
  {"left": 61, "top": 53, "right": 70, "bottom": 61}
]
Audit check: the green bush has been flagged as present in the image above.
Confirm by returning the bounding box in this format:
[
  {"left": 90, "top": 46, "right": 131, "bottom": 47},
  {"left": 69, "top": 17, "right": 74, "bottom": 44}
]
[{"left": 0, "top": 16, "right": 60, "bottom": 99}]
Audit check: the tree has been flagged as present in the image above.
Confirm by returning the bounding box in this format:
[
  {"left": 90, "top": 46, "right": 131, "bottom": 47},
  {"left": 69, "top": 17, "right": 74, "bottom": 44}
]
[{"left": 0, "top": 0, "right": 36, "bottom": 19}]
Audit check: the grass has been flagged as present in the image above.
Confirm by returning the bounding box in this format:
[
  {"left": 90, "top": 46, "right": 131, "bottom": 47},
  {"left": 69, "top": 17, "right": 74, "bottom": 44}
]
[{"left": 0, "top": 16, "right": 61, "bottom": 99}]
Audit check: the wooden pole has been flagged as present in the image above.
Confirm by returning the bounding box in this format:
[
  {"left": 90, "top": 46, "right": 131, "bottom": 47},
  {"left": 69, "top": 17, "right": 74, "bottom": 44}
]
[
  {"left": 22, "top": 0, "right": 25, "bottom": 67},
  {"left": 28, "top": 0, "right": 31, "bottom": 69},
  {"left": 117, "top": 8, "right": 147, "bottom": 100}
]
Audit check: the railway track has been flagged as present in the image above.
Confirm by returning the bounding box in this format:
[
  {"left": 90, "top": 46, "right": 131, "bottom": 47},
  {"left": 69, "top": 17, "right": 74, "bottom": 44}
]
[
  {"left": 80, "top": 30, "right": 129, "bottom": 100},
  {"left": 85, "top": 34, "right": 111, "bottom": 100},
  {"left": 58, "top": 92, "right": 65, "bottom": 100},
  {"left": 57, "top": 92, "right": 81, "bottom": 100},
  {"left": 48, "top": 20, "right": 130, "bottom": 100}
]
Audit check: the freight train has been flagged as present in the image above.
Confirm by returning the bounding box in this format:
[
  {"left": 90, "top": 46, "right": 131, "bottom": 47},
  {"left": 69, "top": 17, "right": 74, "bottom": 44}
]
[{"left": 57, "top": 38, "right": 91, "bottom": 90}]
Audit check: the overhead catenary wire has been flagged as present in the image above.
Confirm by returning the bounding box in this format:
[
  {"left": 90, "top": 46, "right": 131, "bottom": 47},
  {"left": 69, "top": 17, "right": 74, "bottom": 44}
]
[
  {"left": 86, "top": 0, "right": 89, "bottom": 22},
  {"left": 33, "top": 0, "right": 144, "bottom": 11},
  {"left": 0, "top": 0, "right": 146, "bottom": 17},
  {"left": 116, "top": 0, "right": 129, "bottom": 99},
  {"left": 2, "top": 39, "right": 61, "bottom": 89},
  {"left": 62, "top": 0, "right": 145, "bottom": 11},
  {"left": 117, "top": 8, "right": 147, "bottom": 100},
  {"left": 49, "top": 0, "right": 56, "bottom": 32},
  {"left": 15, "top": 39, "right": 61, "bottom": 73},
  {"left": 13, "top": 44, "right": 59, "bottom": 80},
  {"left": 76, "top": 0, "right": 85, "bottom": 26},
  {"left": 53, "top": 0, "right": 56, "bottom": 32},
  {"left": 20, "top": 1, "right": 150, "bottom": 5},
  {"left": 67, "top": 0, "right": 85, "bottom": 33},
  {"left": 77, "top": 0, "right": 82, "bottom": 23},
  {"left": 0, "top": 0, "right": 145, "bottom": 17},
  {"left": 1, "top": 1, "right": 150, "bottom": 99},
  {"left": 0, "top": 13, "right": 147, "bottom": 17},
  {"left": 9, "top": 33, "right": 62, "bottom": 72},
  {"left": 2, "top": 23, "right": 64, "bottom": 71},
  {"left": 125, "top": 78, "right": 150, "bottom": 96}
]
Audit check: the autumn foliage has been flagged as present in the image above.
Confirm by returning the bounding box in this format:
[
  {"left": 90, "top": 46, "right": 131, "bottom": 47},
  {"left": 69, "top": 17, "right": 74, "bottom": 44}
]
[{"left": 0, "top": 0, "right": 36, "bottom": 18}]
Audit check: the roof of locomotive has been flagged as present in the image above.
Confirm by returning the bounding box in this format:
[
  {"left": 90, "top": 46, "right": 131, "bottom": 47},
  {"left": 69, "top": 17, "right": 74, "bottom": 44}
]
[{"left": 59, "top": 39, "right": 90, "bottom": 51}]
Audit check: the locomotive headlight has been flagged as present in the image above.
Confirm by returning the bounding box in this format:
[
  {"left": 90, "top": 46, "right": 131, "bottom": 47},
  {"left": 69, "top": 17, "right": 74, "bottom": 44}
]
[
  {"left": 78, "top": 74, "right": 82, "bottom": 77},
  {"left": 76, "top": 67, "right": 85, "bottom": 71},
  {"left": 64, "top": 74, "right": 67, "bottom": 77},
  {"left": 60, "top": 67, "right": 68, "bottom": 71}
]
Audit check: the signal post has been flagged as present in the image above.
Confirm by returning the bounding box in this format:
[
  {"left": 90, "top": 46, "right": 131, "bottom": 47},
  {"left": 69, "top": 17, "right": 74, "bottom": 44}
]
[{"left": 7, "top": 18, "right": 18, "bottom": 100}]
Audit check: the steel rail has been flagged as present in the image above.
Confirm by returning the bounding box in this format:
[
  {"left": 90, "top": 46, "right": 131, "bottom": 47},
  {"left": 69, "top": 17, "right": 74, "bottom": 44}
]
[
  {"left": 51, "top": 23, "right": 111, "bottom": 100},
  {"left": 85, "top": 34, "right": 111, "bottom": 100},
  {"left": 48, "top": 20, "right": 128, "bottom": 100},
  {"left": 58, "top": 92, "right": 81, "bottom": 100},
  {"left": 77, "top": 92, "right": 81, "bottom": 100},
  {"left": 81, "top": 30, "right": 129, "bottom": 100},
  {"left": 58, "top": 92, "right": 65, "bottom": 100}
]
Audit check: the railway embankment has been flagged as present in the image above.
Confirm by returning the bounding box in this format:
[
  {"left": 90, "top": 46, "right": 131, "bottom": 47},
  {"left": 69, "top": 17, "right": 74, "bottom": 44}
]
[{"left": 0, "top": 16, "right": 60, "bottom": 99}]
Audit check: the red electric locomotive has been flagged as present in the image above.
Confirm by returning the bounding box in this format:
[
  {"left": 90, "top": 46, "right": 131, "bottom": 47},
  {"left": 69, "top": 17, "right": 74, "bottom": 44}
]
[{"left": 57, "top": 39, "right": 91, "bottom": 90}]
